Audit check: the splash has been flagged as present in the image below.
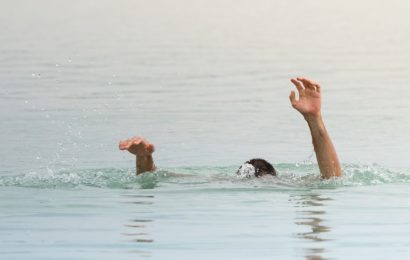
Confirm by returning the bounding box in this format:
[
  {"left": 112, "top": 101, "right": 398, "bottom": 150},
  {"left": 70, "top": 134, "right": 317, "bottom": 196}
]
[{"left": 0, "top": 164, "right": 409, "bottom": 190}]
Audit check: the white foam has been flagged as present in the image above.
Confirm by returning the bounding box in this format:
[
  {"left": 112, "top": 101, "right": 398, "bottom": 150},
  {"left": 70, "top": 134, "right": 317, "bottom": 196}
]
[{"left": 236, "top": 163, "right": 256, "bottom": 179}]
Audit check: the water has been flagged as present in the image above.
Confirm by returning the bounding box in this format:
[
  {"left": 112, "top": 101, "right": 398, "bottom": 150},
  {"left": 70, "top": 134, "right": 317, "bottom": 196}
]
[
  {"left": 2, "top": 165, "right": 410, "bottom": 259},
  {"left": 1, "top": 0, "right": 410, "bottom": 259}
]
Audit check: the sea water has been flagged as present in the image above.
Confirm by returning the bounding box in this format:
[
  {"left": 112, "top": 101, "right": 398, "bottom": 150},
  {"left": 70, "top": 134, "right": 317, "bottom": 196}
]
[{"left": 1, "top": 0, "right": 410, "bottom": 259}]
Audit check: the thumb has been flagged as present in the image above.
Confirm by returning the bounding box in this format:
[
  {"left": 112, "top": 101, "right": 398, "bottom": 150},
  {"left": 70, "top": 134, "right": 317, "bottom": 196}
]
[{"left": 289, "top": 90, "right": 296, "bottom": 105}]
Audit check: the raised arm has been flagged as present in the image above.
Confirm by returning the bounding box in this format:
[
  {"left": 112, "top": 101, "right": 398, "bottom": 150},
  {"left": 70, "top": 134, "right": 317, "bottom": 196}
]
[
  {"left": 119, "top": 136, "right": 156, "bottom": 175},
  {"left": 289, "top": 77, "right": 342, "bottom": 178}
]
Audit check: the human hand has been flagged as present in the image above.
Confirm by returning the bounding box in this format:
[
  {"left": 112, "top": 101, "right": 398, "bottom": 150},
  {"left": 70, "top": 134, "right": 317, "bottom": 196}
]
[
  {"left": 289, "top": 77, "right": 322, "bottom": 119},
  {"left": 119, "top": 136, "right": 155, "bottom": 156}
]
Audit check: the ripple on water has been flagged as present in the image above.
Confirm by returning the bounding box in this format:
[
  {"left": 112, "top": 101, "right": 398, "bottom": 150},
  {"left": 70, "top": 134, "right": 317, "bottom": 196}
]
[{"left": 0, "top": 163, "right": 409, "bottom": 190}]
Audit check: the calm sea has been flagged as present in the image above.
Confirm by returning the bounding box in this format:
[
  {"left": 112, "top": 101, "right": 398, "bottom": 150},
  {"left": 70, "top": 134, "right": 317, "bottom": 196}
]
[{"left": 1, "top": 0, "right": 410, "bottom": 259}]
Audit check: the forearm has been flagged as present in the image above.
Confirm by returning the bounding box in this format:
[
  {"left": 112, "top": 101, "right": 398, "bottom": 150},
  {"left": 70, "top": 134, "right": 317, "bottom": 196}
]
[
  {"left": 305, "top": 114, "right": 342, "bottom": 178},
  {"left": 136, "top": 155, "right": 156, "bottom": 175}
]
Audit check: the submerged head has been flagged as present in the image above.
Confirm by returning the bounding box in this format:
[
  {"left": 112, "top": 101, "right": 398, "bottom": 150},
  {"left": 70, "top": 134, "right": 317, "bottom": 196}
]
[{"left": 236, "top": 158, "right": 276, "bottom": 178}]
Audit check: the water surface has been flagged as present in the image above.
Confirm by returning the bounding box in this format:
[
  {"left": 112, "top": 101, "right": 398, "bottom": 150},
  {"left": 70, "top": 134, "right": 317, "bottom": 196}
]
[{"left": 1, "top": 0, "right": 410, "bottom": 259}]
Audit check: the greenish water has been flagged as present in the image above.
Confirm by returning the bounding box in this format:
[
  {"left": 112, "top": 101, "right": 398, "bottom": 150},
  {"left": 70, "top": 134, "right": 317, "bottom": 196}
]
[
  {"left": 0, "top": 164, "right": 408, "bottom": 190},
  {"left": 2, "top": 165, "right": 410, "bottom": 259},
  {"left": 2, "top": 0, "right": 410, "bottom": 259}
]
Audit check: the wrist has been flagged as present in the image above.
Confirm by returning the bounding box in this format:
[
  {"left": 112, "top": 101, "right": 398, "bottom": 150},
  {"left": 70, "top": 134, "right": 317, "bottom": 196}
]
[
  {"left": 303, "top": 113, "right": 322, "bottom": 123},
  {"left": 137, "top": 154, "right": 152, "bottom": 161},
  {"left": 136, "top": 154, "right": 156, "bottom": 174},
  {"left": 305, "top": 113, "right": 327, "bottom": 135}
]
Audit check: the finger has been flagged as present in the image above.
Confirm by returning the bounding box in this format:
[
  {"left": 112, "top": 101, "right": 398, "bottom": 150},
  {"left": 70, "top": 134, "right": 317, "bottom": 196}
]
[
  {"left": 131, "top": 136, "right": 142, "bottom": 142},
  {"left": 297, "top": 77, "right": 318, "bottom": 86},
  {"left": 290, "top": 78, "right": 304, "bottom": 95},
  {"left": 297, "top": 77, "right": 320, "bottom": 92},
  {"left": 147, "top": 144, "right": 155, "bottom": 154},
  {"left": 119, "top": 140, "right": 130, "bottom": 150},
  {"left": 132, "top": 136, "right": 150, "bottom": 146},
  {"left": 289, "top": 90, "right": 297, "bottom": 105},
  {"left": 125, "top": 141, "right": 135, "bottom": 150},
  {"left": 315, "top": 84, "right": 321, "bottom": 93},
  {"left": 132, "top": 139, "right": 143, "bottom": 146}
]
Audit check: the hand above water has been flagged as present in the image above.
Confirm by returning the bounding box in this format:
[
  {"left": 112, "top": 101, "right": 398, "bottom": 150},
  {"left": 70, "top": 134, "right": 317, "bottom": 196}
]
[
  {"left": 289, "top": 77, "right": 321, "bottom": 120},
  {"left": 288, "top": 76, "right": 342, "bottom": 178},
  {"left": 119, "top": 136, "right": 155, "bottom": 156},
  {"left": 119, "top": 136, "right": 156, "bottom": 174}
]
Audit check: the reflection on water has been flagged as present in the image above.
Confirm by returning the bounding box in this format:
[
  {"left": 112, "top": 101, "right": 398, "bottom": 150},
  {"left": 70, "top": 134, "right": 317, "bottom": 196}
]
[
  {"left": 291, "top": 193, "right": 333, "bottom": 260},
  {"left": 121, "top": 193, "right": 155, "bottom": 257}
]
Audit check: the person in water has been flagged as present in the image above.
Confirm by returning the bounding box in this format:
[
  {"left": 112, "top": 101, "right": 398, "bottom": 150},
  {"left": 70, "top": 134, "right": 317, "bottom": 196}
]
[{"left": 119, "top": 77, "right": 342, "bottom": 179}]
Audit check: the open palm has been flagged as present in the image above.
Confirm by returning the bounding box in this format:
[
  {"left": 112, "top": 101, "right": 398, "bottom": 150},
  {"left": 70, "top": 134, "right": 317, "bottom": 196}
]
[
  {"left": 119, "top": 137, "right": 155, "bottom": 156},
  {"left": 289, "top": 77, "right": 321, "bottom": 117}
]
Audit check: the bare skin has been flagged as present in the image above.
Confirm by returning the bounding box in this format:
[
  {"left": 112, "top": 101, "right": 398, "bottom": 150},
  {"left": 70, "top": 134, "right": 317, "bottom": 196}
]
[
  {"left": 119, "top": 137, "right": 156, "bottom": 174},
  {"left": 289, "top": 77, "right": 342, "bottom": 178},
  {"left": 119, "top": 77, "right": 342, "bottom": 178}
]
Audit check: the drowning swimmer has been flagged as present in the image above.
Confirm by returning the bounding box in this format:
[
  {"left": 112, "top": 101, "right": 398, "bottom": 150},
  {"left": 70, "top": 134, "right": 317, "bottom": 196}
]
[{"left": 119, "top": 77, "right": 342, "bottom": 179}]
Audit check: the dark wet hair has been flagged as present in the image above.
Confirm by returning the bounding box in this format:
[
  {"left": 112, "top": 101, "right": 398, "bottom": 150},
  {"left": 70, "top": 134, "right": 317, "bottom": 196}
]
[{"left": 245, "top": 158, "right": 276, "bottom": 177}]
